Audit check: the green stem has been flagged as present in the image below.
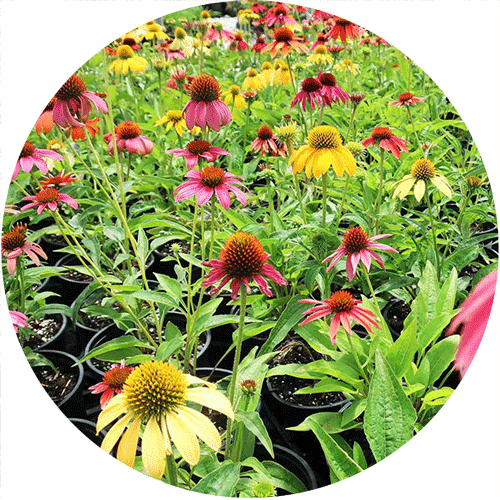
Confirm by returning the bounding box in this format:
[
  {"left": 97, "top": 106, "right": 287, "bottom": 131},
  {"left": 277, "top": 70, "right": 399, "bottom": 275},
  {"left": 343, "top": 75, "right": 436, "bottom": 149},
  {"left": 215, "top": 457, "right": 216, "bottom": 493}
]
[
  {"left": 425, "top": 189, "right": 441, "bottom": 280},
  {"left": 209, "top": 197, "right": 216, "bottom": 261},
  {"left": 17, "top": 261, "right": 26, "bottom": 313},
  {"left": 407, "top": 105, "right": 424, "bottom": 155},
  {"left": 293, "top": 172, "right": 308, "bottom": 226},
  {"left": 334, "top": 174, "right": 351, "bottom": 230},
  {"left": 322, "top": 173, "right": 328, "bottom": 227},
  {"left": 345, "top": 104, "right": 358, "bottom": 142},
  {"left": 347, "top": 333, "right": 368, "bottom": 388},
  {"left": 373, "top": 149, "right": 385, "bottom": 232},
  {"left": 267, "top": 178, "right": 275, "bottom": 234},
  {"left": 165, "top": 453, "right": 179, "bottom": 487}
]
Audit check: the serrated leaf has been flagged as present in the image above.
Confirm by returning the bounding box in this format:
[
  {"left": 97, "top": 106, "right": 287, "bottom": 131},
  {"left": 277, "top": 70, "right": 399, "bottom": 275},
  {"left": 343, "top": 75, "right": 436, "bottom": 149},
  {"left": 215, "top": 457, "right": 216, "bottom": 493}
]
[{"left": 386, "top": 318, "right": 418, "bottom": 378}]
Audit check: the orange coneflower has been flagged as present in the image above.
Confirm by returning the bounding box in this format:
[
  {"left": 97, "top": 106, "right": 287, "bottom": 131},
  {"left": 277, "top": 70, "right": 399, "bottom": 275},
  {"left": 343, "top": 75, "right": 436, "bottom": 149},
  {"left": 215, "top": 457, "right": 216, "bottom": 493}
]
[{"left": 261, "top": 26, "right": 308, "bottom": 58}]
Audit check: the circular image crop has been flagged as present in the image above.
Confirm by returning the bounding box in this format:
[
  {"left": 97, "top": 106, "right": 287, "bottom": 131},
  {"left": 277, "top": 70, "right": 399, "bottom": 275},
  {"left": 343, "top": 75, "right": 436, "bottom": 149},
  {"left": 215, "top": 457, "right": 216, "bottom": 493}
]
[{"left": 2, "top": 1, "right": 498, "bottom": 497}]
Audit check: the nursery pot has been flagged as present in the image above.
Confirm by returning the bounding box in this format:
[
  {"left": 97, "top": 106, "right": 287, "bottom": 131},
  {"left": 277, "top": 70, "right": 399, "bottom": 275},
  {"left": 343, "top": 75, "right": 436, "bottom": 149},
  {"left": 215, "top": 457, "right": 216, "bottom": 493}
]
[
  {"left": 33, "top": 349, "right": 85, "bottom": 419},
  {"left": 381, "top": 298, "right": 411, "bottom": 339},
  {"left": 39, "top": 233, "right": 68, "bottom": 266},
  {"left": 29, "top": 313, "right": 79, "bottom": 356}
]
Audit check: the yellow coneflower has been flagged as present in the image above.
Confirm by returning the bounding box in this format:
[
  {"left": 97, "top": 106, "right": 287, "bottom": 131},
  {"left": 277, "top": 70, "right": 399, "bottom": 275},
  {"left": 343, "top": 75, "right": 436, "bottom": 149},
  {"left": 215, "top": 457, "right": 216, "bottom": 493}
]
[
  {"left": 185, "top": 37, "right": 210, "bottom": 57},
  {"left": 242, "top": 68, "right": 264, "bottom": 91},
  {"left": 45, "top": 139, "right": 74, "bottom": 168},
  {"left": 108, "top": 45, "right": 148, "bottom": 74},
  {"left": 238, "top": 8, "right": 260, "bottom": 25},
  {"left": 143, "top": 21, "right": 168, "bottom": 41},
  {"left": 393, "top": 158, "right": 452, "bottom": 201},
  {"left": 96, "top": 360, "right": 234, "bottom": 479},
  {"left": 289, "top": 125, "right": 357, "bottom": 178},
  {"left": 259, "top": 61, "right": 274, "bottom": 88},
  {"left": 307, "top": 45, "right": 333, "bottom": 65},
  {"left": 223, "top": 85, "right": 247, "bottom": 110},
  {"left": 170, "top": 27, "right": 193, "bottom": 51},
  {"left": 273, "top": 62, "right": 293, "bottom": 87},
  {"left": 155, "top": 110, "right": 187, "bottom": 135},
  {"left": 274, "top": 121, "right": 297, "bottom": 145},
  {"left": 334, "top": 58, "right": 359, "bottom": 75},
  {"left": 200, "top": 10, "right": 211, "bottom": 22}
]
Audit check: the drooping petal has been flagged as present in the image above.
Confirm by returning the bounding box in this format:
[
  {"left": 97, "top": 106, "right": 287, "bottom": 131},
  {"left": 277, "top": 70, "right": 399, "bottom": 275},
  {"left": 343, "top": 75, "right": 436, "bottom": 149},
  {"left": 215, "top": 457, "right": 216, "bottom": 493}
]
[
  {"left": 185, "top": 387, "right": 234, "bottom": 419},
  {"left": 142, "top": 417, "right": 166, "bottom": 479},
  {"left": 176, "top": 406, "right": 221, "bottom": 451},
  {"left": 166, "top": 410, "right": 200, "bottom": 465},
  {"left": 116, "top": 417, "right": 141, "bottom": 468}
]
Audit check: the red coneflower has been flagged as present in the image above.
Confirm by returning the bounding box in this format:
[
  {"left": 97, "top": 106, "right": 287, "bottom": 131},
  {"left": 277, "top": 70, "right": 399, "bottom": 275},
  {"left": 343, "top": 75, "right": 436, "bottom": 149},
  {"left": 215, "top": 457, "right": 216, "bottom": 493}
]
[
  {"left": 230, "top": 32, "right": 249, "bottom": 51},
  {"left": 298, "top": 290, "right": 380, "bottom": 345},
  {"left": 89, "top": 360, "right": 134, "bottom": 409},
  {"left": 166, "top": 140, "right": 230, "bottom": 170},
  {"left": 328, "top": 45, "right": 344, "bottom": 55},
  {"left": 389, "top": 92, "right": 425, "bottom": 108},
  {"left": 183, "top": 74, "right": 231, "bottom": 131},
  {"left": 317, "top": 72, "right": 349, "bottom": 105},
  {"left": 2, "top": 223, "right": 47, "bottom": 275},
  {"left": 67, "top": 117, "right": 101, "bottom": 142},
  {"left": 327, "top": 16, "right": 362, "bottom": 42},
  {"left": 35, "top": 97, "right": 56, "bottom": 134},
  {"left": 312, "top": 10, "right": 333, "bottom": 21},
  {"left": 13, "top": 141, "right": 63, "bottom": 180},
  {"left": 202, "top": 232, "right": 288, "bottom": 299},
  {"left": 361, "top": 126, "right": 410, "bottom": 159},
  {"left": 174, "top": 166, "right": 248, "bottom": 210},
  {"left": 251, "top": 125, "right": 284, "bottom": 155},
  {"left": 21, "top": 188, "right": 79, "bottom": 215},
  {"left": 251, "top": 36, "right": 267, "bottom": 52},
  {"left": 261, "top": 26, "right": 309, "bottom": 58},
  {"left": 322, "top": 226, "right": 398, "bottom": 281},
  {"left": 250, "top": 1, "right": 267, "bottom": 13},
  {"left": 52, "top": 74, "right": 108, "bottom": 128},
  {"left": 40, "top": 170, "right": 78, "bottom": 189},
  {"left": 104, "top": 121, "right": 153, "bottom": 156},
  {"left": 291, "top": 77, "right": 326, "bottom": 111}
]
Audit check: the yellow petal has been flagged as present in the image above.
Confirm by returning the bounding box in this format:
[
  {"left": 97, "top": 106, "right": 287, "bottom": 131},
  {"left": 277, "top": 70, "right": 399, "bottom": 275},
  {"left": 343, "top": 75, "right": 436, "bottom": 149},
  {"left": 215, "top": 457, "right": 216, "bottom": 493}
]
[
  {"left": 160, "top": 416, "right": 173, "bottom": 454},
  {"left": 96, "top": 395, "right": 126, "bottom": 433},
  {"left": 414, "top": 179, "right": 426, "bottom": 201},
  {"left": 312, "top": 150, "right": 329, "bottom": 178},
  {"left": 116, "top": 417, "right": 141, "bottom": 468},
  {"left": 393, "top": 177, "right": 415, "bottom": 199},
  {"left": 142, "top": 417, "right": 166, "bottom": 479},
  {"left": 186, "top": 387, "right": 234, "bottom": 419},
  {"left": 166, "top": 410, "right": 200, "bottom": 466},
  {"left": 101, "top": 412, "right": 133, "bottom": 454},
  {"left": 185, "top": 374, "right": 216, "bottom": 389},
  {"left": 177, "top": 406, "right": 221, "bottom": 451},
  {"left": 328, "top": 149, "right": 344, "bottom": 177},
  {"left": 338, "top": 147, "right": 357, "bottom": 176},
  {"left": 431, "top": 176, "right": 452, "bottom": 198}
]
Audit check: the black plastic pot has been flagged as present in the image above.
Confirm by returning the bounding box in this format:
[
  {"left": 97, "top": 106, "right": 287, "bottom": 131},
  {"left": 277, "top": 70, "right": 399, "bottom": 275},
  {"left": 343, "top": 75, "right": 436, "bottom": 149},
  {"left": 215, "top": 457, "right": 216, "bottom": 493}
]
[
  {"left": 39, "top": 233, "right": 68, "bottom": 266},
  {"left": 253, "top": 443, "right": 318, "bottom": 494},
  {"left": 30, "top": 313, "right": 79, "bottom": 356},
  {"left": 33, "top": 349, "right": 86, "bottom": 418},
  {"left": 381, "top": 298, "right": 410, "bottom": 340}
]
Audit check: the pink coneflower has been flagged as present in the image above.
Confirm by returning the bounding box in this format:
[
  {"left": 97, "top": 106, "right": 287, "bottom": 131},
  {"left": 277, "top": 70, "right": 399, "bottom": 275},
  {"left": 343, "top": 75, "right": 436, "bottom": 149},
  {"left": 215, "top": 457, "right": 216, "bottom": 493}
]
[
  {"left": 52, "top": 74, "right": 107, "bottom": 128},
  {"left": 4, "top": 205, "right": 19, "bottom": 215},
  {"left": 88, "top": 360, "right": 134, "bottom": 409},
  {"left": 361, "top": 126, "right": 410, "bottom": 160},
  {"left": 13, "top": 141, "right": 63, "bottom": 181},
  {"left": 323, "top": 226, "right": 398, "bottom": 281},
  {"left": 35, "top": 97, "right": 56, "bottom": 134},
  {"left": 40, "top": 170, "right": 78, "bottom": 189},
  {"left": 166, "top": 140, "right": 230, "bottom": 170},
  {"left": 174, "top": 166, "right": 248, "bottom": 210},
  {"left": 298, "top": 290, "right": 380, "bottom": 345},
  {"left": 2, "top": 223, "right": 47, "bottom": 275},
  {"left": 9, "top": 310, "right": 29, "bottom": 334},
  {"left": 311, "top": 32, "right": 328, "bottom": 50},
  {"left": 446, "top": 269, "right": 497, "bottom": 379},
  {"left": 327, "top": 16, "right": 362, "bottom": 42},
  {"left": 230, "top": 33, "right": 249, "bottom": 51},
  {"left": 263, "top": 3, "right": 297, "bottom": 27},
  {"left": 251, "top": 37, "right": 267, "bottom": 52},
  {"left": 183, "top": 74, "right": 231, "bottom": 131},
  {"left": 317, "top": 72, "right": 349, "bottom": 105},
  {"left": 156, "top": 42, "right": 185, "bottom": 60},
  {"left": 104, "top": 121, "right": 153, "bottom": 156},
  {"left": 389, "top": 92, "right": 425, "bottom": 108},
  {"left": 312, "top": 10, "right": 333, "bottom": 21},
  {"left": 202, "top": 232, "right": 288, "bottom": 299},
  {"left": 251, "top": 125, "right": 284, "bottom": 155},
  {"left": 291, "top": 77, "right": 326, "bottom": 111},
  {"left": 21, "top": 188, "right": 78, "bottom": 215},
  {"left": 250, "top": 1, "right": 267, "bottom": 13},
  {"left": 205, "top": 24, "right": 235, "bottom": 42},
  {"left": 67, "top": 117, "right": 101, "bottom": 142}
]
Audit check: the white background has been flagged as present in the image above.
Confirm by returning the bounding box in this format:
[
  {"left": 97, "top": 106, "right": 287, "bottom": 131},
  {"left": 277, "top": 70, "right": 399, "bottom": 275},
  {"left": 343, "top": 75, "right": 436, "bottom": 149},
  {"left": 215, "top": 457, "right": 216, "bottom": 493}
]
[{"left": 1, "top": 0, "right": 499, "bottom": 499}]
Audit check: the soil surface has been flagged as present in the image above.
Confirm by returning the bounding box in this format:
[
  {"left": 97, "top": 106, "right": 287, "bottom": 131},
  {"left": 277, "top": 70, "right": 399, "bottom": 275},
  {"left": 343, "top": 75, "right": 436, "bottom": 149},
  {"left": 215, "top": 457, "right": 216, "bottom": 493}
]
[
  {"left": 384, "top": 300, "right": 411, "bottom": 335},
  {"left": 25, "top": 317, "right": 62, "bottom": 350},
  {"left": 34, "top": 365, "right": 77, "bottom": 404}
]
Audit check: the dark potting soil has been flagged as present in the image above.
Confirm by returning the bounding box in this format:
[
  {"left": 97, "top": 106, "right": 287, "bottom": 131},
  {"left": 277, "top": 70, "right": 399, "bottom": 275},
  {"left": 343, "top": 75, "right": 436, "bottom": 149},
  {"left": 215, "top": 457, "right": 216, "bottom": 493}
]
[
  {"left": 385, "top": 300, "right": 411, "bottom": 335},
  {"left": 268, "top": 339, "right": 345, "bottom": 407},
  {"left": 459, "top": 264, "right": 480, "bottom": 284},
  {"left": 43, "top": 233, "right": 67, "bottom": 245},
  {"left": 64, "top": 269, "right": 94, "bottom": 282},
  {"left": 34, "top": 366, "right": 78, "bottom": 404},
  {"left": 156, "top": 240, "right": 190, "bottom": 257},
  {"left": 25, "top": 318, "right": 62, "bottom": 350}
]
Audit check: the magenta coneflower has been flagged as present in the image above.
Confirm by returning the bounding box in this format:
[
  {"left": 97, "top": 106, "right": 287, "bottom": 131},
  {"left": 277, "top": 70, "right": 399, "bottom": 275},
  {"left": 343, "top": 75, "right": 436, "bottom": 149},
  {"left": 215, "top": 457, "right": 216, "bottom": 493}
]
[
  {"left": 298, "top": 290, "right": 380, "bottom": 345},
  {"left": 13, "top": 141, "right": 63, "bottom": 181},
  {"left": 317, "top": 72, "right": 349, "bottom": 105},
  {"left": 35, "top": 97, "right": 56, "bottom": 134},
  {"left": 166, "top": 140, "right": 230, "bottom": 170},
  {"left": 361, "top": 126, "right": 410, "bottom": 160},
  {"left": 174, "top": 166, "right": 248, "bottom": 210},
  {"left": 389, "top": 92, "right": 425, "bottom": 108},
  {"left": 250, "top": 1, "right": 267, "bottom": 13},
  {"left": 104, "top": 121, "right": 153, "bottom": 156},
  {"left": 323, "top": 226, "right": 398, "bottom": 281},
  {"left": 88, "top": 360, "right": 134, "bottom": 409},
  {"left": 202, "top": 232, "right": 288, "bottom": 299},
  {"left": 21, "top": 188, "right": 78, "bottom": 215},
  {"left": 183, "top": 74, "right": 231, "bottom": 131},
  {"left": 291, "top": 77, "right": 326, "bottom": 111},
  {"left": 52, "top": 74, "right": 107, "bottom": 128},
  {"left": 9, "top": 310, "right": 28, "bottom": 334},
  {"left": 251, "top": 125, "right": 284, "bottom": 156},
  {"left": 2, "top": 223, "right": 47, "bottom": 275}
]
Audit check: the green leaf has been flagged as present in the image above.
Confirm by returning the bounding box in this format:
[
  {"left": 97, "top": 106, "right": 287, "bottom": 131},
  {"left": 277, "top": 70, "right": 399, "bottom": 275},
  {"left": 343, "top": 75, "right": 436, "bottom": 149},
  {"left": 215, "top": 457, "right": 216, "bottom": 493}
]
[
  {"left": 154, "top": 273, "right": 182, "bottom": 302},
  {"left": 309, "top": 420, "right": 363, "bottom": 480},
  {"left": 261, "top": 460, "right": 307, "bottom": 494},
  {"left": 137, "top": 227, "right": 149, "bottom": 268},
  {"left": 131, "top": 290, "right": 178, "bottom": 309},
  {"left": 386, "top": 318, "right": 418, "bottom": 378},
  {"left": 23, "top": 347, "right": 57, "bottom": 371},
  {"left": 417, "top": 312, "right": 456, "bottom": 351},
  {"left": 364, "top": 350, "right": 417, "bottom": 462},
  {"left": 288, "top": 412, "right": 342, "bottom": 432},
  {"left": 236, "top": 411, "right": 274, "bottom": 458},
  {"left": 435, "top": 267, "right": 458, "bottom": 316},
  {"left": 192, "top": 462, "right": 241, "bottom": 496},
  {"left": 422, "top": 335, "right": 460, "bottom": 387},
  {"left": 422, "top": 387, "right": 454, "bottom": 407},
  {"left": 156, "top": 323, "right": 184, "bottom": 361}
]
